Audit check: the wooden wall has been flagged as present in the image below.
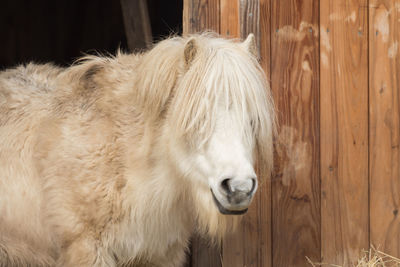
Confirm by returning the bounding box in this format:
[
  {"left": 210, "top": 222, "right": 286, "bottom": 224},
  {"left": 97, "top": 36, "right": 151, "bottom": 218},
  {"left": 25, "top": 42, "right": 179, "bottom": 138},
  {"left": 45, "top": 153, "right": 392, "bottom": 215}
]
[{"left": 183, "top": 0, "right": 400, "bottom": 266}]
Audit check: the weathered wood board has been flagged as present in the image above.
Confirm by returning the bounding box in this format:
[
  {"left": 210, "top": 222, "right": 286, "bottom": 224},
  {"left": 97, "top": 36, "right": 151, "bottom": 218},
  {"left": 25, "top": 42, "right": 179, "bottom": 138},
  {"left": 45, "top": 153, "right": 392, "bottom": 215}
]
[
  {"left": 369, "top": 0, "right": 400, "bottom": 259},
  {"left": 320, "top": 0, "right": 369, "bottom": 265},
  {"left": 271, "top": 0, "right": 320, "bottom": 266},
  {"left": 183, "top": 0, "right": 220, "bottom": 34}
]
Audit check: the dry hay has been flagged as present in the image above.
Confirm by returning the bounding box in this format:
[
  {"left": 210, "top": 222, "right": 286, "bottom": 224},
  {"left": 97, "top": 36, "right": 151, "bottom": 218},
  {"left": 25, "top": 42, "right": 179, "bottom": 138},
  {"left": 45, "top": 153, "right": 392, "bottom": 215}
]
[{"left": 306, "top": 247, "right": 400, "bottom": 267}]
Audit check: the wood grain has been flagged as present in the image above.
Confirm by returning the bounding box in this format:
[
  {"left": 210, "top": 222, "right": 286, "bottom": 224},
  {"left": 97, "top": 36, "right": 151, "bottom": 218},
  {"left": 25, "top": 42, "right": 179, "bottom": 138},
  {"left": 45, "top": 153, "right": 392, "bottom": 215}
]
[
  {"left": 239, "top": 0, "right": 260, "bottom": 55},
  {"left": 320, "top": 0, "right": 369, "bottom": 265},
  {"left": 120, "top": 0, "right": 152, "bottom": 51},
  {"left": 270, "top": 0, "right": 320, "bottom": 266},
  {"left": 183, "top": 0, "right": 220, "bottom": 34},
  {"left": 259, "top": 0, "right": 271, "bottom": 77},
  {"left": 369, "top": 0, "right": 400, "bottom": 258},
  {"left": 220, "top": 0, "right": 239, "bottom": 37},
  {"left": 190, "top": 235, "right": 221, "bottom": 267}
]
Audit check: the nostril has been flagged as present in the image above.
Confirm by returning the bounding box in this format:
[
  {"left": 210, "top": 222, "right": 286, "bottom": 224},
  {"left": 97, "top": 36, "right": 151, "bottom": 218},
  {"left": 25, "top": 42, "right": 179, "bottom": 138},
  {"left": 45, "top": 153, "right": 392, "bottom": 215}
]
[
  {"left": 220, "top": 178, "right": 232, "bottom": 195},
  {"left": 249, "top": 178, "right": 257, "bottom": 195}
]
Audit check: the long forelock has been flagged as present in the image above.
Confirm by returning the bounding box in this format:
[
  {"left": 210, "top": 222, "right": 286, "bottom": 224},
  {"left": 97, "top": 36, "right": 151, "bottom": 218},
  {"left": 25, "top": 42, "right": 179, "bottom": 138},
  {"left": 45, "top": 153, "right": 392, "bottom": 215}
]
[{"left": 170, "top": 40, "right": 275, "bottom": 159}]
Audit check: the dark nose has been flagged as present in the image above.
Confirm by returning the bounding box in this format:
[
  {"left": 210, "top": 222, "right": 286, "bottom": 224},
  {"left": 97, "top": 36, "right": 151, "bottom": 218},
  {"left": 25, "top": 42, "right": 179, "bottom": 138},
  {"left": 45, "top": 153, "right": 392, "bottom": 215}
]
[{"left": 220, "top": 177, "right": 257, "bottom": 197}]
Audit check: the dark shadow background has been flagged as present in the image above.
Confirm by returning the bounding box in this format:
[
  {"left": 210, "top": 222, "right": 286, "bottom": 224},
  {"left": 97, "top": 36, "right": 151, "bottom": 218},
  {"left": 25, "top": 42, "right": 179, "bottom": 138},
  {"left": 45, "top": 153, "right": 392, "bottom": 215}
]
[{"left": 0, "top": 0, "right": 182, "bottom": 69}]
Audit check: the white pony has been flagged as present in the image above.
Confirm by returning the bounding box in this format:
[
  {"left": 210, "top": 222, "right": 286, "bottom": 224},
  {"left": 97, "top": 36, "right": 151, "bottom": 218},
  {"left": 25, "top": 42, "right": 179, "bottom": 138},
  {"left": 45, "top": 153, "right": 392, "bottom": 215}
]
[{"left": 0, "top": 33, "right": 274, "bottom": 266}]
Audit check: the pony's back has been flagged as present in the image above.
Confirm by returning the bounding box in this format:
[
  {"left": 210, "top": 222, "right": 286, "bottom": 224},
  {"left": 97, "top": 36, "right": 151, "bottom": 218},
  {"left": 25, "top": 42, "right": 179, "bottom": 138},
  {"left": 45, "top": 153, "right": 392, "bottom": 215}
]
[{"left": 0, "top": 64, "right": 65, "bottom": 266}]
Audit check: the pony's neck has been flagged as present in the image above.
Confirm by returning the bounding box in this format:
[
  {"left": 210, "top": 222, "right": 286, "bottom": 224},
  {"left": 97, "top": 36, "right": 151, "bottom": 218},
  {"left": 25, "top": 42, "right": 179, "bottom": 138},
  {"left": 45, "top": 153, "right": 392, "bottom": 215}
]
[
  {"left": 117, "top": 40, "right": 195, "bottom": 218},
  {"left": 119, "top": 118, "right": 196, "bottom": 245}
]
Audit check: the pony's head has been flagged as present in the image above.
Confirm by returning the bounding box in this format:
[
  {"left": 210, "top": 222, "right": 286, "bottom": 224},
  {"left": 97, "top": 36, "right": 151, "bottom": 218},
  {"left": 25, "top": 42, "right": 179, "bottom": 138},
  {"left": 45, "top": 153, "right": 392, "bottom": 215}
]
[
  {"left": 167, "top": 34, "right": 274, "bottom": 216},
  {"left": 136, "top": 33, "right": 274, "bottom": 234}
]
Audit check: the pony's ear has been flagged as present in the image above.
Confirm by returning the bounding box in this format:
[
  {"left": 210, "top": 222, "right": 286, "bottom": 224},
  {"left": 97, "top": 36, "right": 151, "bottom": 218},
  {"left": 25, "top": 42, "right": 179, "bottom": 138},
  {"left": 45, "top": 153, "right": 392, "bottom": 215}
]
[
  {"left": 242, "top": 33, "right": 258, "bottom": 59},
  {"left": 184, "top": 38, "right": 197, "bottom": 67}
]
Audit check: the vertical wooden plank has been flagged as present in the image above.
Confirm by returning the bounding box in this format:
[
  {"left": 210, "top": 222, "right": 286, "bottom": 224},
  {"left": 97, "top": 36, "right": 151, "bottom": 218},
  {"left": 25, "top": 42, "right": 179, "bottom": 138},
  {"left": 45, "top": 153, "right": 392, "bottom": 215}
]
[
  {"left": 190, "top": 235, "right": 221, "bottom": 267},
  {"left": 183, "top": 1, "right": 221, "bottom": 266},
  {"left": 220, "top": 0, "right": 239, "bottom": 37},
  {"left": 239, "top": 0, "right": 260, "bottom": 54},
  {"left": 370, "top": 0, "right": 400, "bottom": 258},
  {"left": 120, "top": 0, "right": 153, "bottom": 51},
  {"left": 270, "top": 0, "right": 320, "bottom": 266},
  {"left": 320, "top": 0, "right": 369, "bottom": 265},
  {"left": 183, "top": 0, "right": 220, "bottom": 34},
  {"left": 259, "top": 0, "right": 271, "bottom": 79}
]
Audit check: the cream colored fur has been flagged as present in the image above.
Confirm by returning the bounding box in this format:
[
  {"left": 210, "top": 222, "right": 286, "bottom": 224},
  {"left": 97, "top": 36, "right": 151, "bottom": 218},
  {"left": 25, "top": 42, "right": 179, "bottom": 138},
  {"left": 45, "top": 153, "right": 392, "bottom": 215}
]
[{"left": 0, "top": 33, "right": 274, "bottom": 266}]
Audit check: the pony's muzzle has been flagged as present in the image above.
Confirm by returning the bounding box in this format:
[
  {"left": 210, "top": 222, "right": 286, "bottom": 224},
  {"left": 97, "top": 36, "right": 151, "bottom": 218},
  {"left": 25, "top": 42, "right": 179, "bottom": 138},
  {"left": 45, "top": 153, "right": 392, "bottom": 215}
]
[{"left": 211, "top": 177, "right": 257, "bottom": 214}]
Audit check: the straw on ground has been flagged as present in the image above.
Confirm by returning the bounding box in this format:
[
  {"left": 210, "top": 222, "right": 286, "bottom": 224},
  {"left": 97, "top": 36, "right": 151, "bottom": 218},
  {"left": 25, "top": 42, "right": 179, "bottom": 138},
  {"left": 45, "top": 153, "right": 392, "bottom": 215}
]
[{"left": 306, "top": 246, "right": 400, "bottom": 267}]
